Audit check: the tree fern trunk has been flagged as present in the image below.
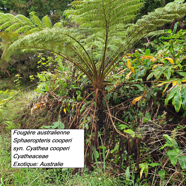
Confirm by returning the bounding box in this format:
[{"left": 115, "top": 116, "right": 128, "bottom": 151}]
[{"left": 97, "top": 90, "right": 105, "bottom": 132}]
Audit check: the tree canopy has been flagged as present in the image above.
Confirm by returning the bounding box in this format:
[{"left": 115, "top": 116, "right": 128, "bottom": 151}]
[{"left": 0, "top": 0, "right": 73, "bottom": 23}]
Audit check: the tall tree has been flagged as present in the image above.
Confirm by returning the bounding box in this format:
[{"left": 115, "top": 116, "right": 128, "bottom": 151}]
[{"left": 0, "top": 0, "right": 73, "bottom": 23}]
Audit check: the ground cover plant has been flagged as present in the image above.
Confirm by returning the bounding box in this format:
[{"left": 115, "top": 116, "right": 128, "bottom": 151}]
[{"left": 0, "top": 0, "right": 186, "bottom": 185}]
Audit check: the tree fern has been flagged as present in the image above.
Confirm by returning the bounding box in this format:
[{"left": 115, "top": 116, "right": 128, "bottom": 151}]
[
  {"left": 0, "top": 11, "right": 64, "bottom": 60},
  {"left": 42, "top": 15, "right": 52, "bottom": 28},
  {"left": 0, "top": 12, "right": 61, "bottom": 37},
  {"left": 2, "top": 0, "right": 186, "bottom": 90}
]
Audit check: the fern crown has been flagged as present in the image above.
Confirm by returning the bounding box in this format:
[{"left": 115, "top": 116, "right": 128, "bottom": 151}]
[{"left": 1, "top": 0, "right": 186, "bottom": 89}]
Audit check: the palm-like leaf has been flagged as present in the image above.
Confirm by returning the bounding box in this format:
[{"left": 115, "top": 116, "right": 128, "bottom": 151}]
[
  {"left": 0, "top": 12, "right": 61, "bottom": 41},
  {"left": 2, "top": 0, "right": 186, "bottom": 90}
]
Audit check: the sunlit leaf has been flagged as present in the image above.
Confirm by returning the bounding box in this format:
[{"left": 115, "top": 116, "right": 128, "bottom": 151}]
[
  {"left": 132, "top": 95, "right": 143, "bottom": 105},
  {"left": 119, "top": 124, "right": 129, "bottom": 130},
  {"left": 164, "top": 57, "right": 174, "bottom": 65},
  {"left": 126, "top": 72, "right": 132, "bottom": 80},
  {"left": 172, "top": 81, "right": 178, "bottom": 86},
  {"left": 162, "top": 83, "right": 171, "bottom": 95},
  {"left": 131, "top": 67, "right": 135, "bottom": 73},
  {"left": 148, "top": 163, "right": 161, "bottom": 167},
  {"left": 141, "top": 55, "right": 155, "bottom": 62},
  {"left": 152, "top": 64, "right": 163, "bottom": 69},
  {"left": 164, "top": 66, "right": 171, "bottom": 79},
  {"left": 45, "top": 84, "right": 49, "bottom": 91},
  {"left": 177, "top": 72, "right": 186, "bottom": 77},
  {"left": 124, "top": 129, "right": 135, "bottom": 137},
  {"left": 127, "top": 59, "right": 131, "bottom": 69},
  {"left": 157, "top": 81, "right": 170, "bottom": 87},
  {"left": 63, "top": 108, "right": 67, "bottom": 114},
  {"left": 139, "top": 163, "right": 148, "bottom": 179},
  {"left": 156, "top": 66, "right": 167, "bottom": 80}
]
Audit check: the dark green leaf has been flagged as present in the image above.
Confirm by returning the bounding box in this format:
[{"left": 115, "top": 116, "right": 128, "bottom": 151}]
[
  {"left": 177, "top": 72, "right": 186, "bottom": 77},
  {"left": 178, "top": 156, "right": 186, "bottom": 170},
  {"left": 181, "top": 87, "right": 186, "bottom": 110},
  {"left": 165, "top": 86, "right": 180, "bottom": 105},
  {"left": 172, "top": 22, "right": 178, "bottom": 35},
  {"left": 172, "top": 91, "right": 182, "bottom": 112},
  {"left": 167, "top": 149, "right": 179, "bottom": 166}
]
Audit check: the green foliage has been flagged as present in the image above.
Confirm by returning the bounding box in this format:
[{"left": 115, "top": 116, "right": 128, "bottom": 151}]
[
  {"left": 0, "top": 11, "right": 60, "bottom": 42},
  {"left": 160, "top": 133, "right": 186, "bottom": 170},
  {"left": 145, "top": 27, "right": 186, "bottom": 112},
  {"left": 2, "top": 0, "right": 186, "bottom": 92},
  {"left": 1, "top": 2, "right": 186, "bottom": 185},
  {"left": 139, "top": 162, "right": 160, "bottom": 179},
  {"left": 0, "top": 0, "right": 73, "bottom": 23},
  {"left": 0, "top": 12, "right": 64, "bottom": 78},
  {"left": 140, "top": 0, "right": 174, "bottom": 16}
]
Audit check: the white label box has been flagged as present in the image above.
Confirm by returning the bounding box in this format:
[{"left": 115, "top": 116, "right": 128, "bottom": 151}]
[{"left": 11, "top": 129, "right": 84, "bottom": 168}]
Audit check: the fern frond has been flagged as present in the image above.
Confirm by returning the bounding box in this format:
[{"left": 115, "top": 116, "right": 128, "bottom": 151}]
[
  {"left": 53, "top": 22, "right": 63, "bottom": 28},
  {"left": 15, "top": 25, "right": 34, "bottom": 34},
  {"left": 0, "top": 22, "right": 12, "bottom": 31},
  {"left": 2, "top": 27, "right": 96, "bottom": 81},
  {"left": 16, "top": 15, "right": 34, "bottom": 26},
  {"left": 0, "top": 32, "right": 12, "bottom": 43},
  {"left": 0, "top": 11, "right": 64, "bottom": 53},
  {"left": 103, "top": 1, "right": 186, "bottom": 76},
  {"left": 146, "top": 30, "right": 168, "bottom": 38},
  {"left": 66, "top": 0, "right": 144, "bottom": 37},
  {"left": 29, "top": 12, "right": 43, "bottom": 29},
  {"left": 5, "top": 23, "right": 22, "bottom": 32},
  {"left": 42, "top": 15, "right": 52, "bottom": 28},
  {"left": 2, "top": 0, "right": 186, "bottom": 88}
]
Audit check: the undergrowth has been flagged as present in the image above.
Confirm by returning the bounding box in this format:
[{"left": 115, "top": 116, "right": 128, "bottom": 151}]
[{"left": 0, "top": 21, "right": 186, "bottom": 186}]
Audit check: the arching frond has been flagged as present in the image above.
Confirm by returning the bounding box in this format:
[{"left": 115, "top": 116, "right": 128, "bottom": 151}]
[
  {"left": 15, "top": 25, "right": 34, "bottom": 34},
  {"left": 66, "top": 0, "right": 144, "bottom": 38},
  {"left": 16, "top": 15, "right": 34, "bottom": 26},
  {"left": 2, "top": 0, "right": 186, "bottom": 89},
  {"left": 2, "top": 27, "right": 97, "bottom": 82},
  {"left": 29, "top": 12, "right": 43, "bottom": 29},
  {"left": 0, "top": 12, "right": 57, "bottom": 35},
  {"left": 146, "top": 30, "right": 168, "bottom": 38},
  {"left": 53, "top": 22, "right": 63, "bottom": 28},
  {"left": 42, "top": 15, "right": 52, "bottom": 28},
  {"left": 103, "top": 1, "right": 186, "bottom": 77},
  {"left": 5, "top": 23, "right": 23, "bottom": 32},
  {"left": 0, "top": 12, "right": 64, "bottom": 55}
]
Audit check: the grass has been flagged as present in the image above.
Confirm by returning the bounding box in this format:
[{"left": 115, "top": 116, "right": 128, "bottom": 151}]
[{"left": 0, "top": 133, "right": 120, "bottom": 185}]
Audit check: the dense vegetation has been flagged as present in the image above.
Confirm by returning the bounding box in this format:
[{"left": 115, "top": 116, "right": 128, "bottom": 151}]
[{"left": 0, "top": 0, "right": 186, "bottom": 185}]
